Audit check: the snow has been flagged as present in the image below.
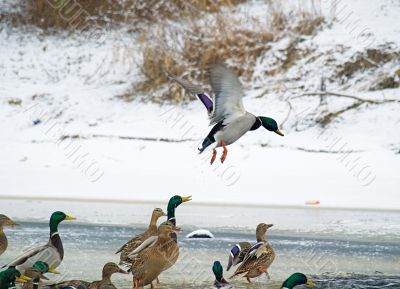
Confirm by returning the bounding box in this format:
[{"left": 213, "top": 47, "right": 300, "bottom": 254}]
[
  {"left": 0, "top": 0, "right": 399, "bottom": 210},
  {"left": 186, "top": 229, "right": 215, "bottom": 238}
]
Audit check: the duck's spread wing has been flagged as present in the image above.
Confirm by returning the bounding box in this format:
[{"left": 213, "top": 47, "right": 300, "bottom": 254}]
[
  {"left": 209, "top": 62, "right": 246, "bottom": 126},
  {"left": 167, "top": 72, "right": 213, "bottom": 114},
  {"left": 5, "top": 244, "right": 49, "bottom": 267},
  {"left": 126, "top": 236, "right": 158, "bottom": 260}
]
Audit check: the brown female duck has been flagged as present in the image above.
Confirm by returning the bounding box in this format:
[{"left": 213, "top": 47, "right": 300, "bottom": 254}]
[
  {"left": 0, "top": 215, "right": 17, "bottom": 256},
  {"left": 117, "top": 208, "right": 166, "bottom": 264},
  {"left": 50, "top": 262, "right": 127, "bottom": 289},
  {"left": 131, "top": 223, "right": 179, "bottom": 289},
  {"left": 229, "top": 223, "right": 275, "bottom": 283}
]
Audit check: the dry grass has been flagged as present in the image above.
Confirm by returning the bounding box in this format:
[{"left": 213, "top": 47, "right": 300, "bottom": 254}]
[
  {"left": 15, "top": 0, "right": 243, "bottom": 30},
  {"left": 337, "top": 49, "right": 400, "bottom": 78},
  {"left": 134, "top": 15, "right": 274, "bottom": 102}
]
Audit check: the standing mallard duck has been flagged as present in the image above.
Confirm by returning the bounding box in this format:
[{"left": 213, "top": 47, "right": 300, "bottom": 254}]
[
  {"left": 23, "top": 261, "right": 59, "bottom": 289},
  {"left": 0, "top": 268, "right": 31, "bottom": 289},
  {"left": 227, "top": 222, "right": 272, "bottom": 271},
  {"left": 168, "top": 62, "right": 284, "bottom": 164},
  {"left": 0, "top": 215, "right": 18, "bottom": 256},
  {"left": 50, "top": 262, "right": 127, "bottom": 289},
  {"left": 280, "top": 273, "right": 316, "bottom": 289},
  {"left": 131, "top": 223, "right": 179, "bottom": 289},
  {"left": 4, "top": 211, "right": 75, "bottom": 272},
  {"left": 212, "top": 261, "right": 230, "bottom": 288},
  {"left": 229, "top": 223, "right": 275, "bottom": 283},
  {"left": 116, "top": 208, "right": 166, "bottom": 264}
]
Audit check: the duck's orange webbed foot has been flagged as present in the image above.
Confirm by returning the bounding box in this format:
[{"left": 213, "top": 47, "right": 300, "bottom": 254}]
[
  {"left": 220, "top": 141, "right": 228, "bottom": 163},
  {"left": 134, "top": 279, "right": 139, "bottom": 289},
  {"left": 210, "top": 149, "right": 217, "bottom": 165},
  {"left": 156, "top": 277, "right": 160, "bottom": 284}
]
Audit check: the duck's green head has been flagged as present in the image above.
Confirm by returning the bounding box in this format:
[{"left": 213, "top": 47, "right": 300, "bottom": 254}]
[
  {"left": 0, "top": 268, "right": 31, "bottom": 286},
  {"left": 212, "top": 261, "right": 223, "bottom": 282},
  {"left": 259, "top": 117, "right": 284, "bottom": 136},
  {"left": 281, "top": 273, "right": 316, "bottom": 289},
  {"left": 49, "top": 211, "right": 76, "bottom": 234},
  {"left": 50, "top": 211, "right": 76, "bottom": 224},
  {"left": 32, "top": 261, "right": 59, "bottom": 274},
  {"left": 167, "top": 195, "right": 192, "bottom": 211}
]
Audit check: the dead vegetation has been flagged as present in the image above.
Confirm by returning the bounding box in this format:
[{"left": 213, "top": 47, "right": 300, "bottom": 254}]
[
  {"left": 133, "top": 15, "right": 275, "bottom": 102},
  {"left": 7, "top": 0, "right": 243, "bottom": 30},
  {"left": 337, "top": 48, "right": 400, "bottom": 78}
]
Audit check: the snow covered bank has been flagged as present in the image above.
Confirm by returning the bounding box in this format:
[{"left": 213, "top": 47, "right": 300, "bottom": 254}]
[{"left": 0, "top": 0, "right": 399, "bottom": 209}]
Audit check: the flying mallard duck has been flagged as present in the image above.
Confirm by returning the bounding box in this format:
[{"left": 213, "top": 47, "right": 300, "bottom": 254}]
[
  {"left": 229, "top": 223, "right": 275, "bottom": 283},
  {"left": 212, "top": 261, "right": 230, "bottom": 288},
  {"left": 50, "top": 262, "right": 128, "bottom": 289},
  {"left": 0, "top": 215, "right": 18, "bottom": 256},
  {"left": 22, "top": 261, "right": 59, "bottom": 289},
  {"left": 280, "top": 273, "right": 316, "bottom": 289},
  {"left": 168, "top": 62, "right": 284, "bottom": 164},
  {"left": 4, "top": 211, "right": 75, "bottom": 272},
  {"left": 0, "top": 268, "right": 31, "bottom": 289},
  {"left": 116, "top": 208, "right": 166, "bottom": 264},
  {"left": 227, "top": 222, "right": 271, "bottom": 271},
  {"left": 130, "top": 223, "right": 179, "bottom": 289}
]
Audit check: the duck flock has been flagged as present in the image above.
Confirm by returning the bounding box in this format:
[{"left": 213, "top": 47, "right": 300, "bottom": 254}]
[{"left": 1, "top": 63, "right": 316, "bottom": 289}]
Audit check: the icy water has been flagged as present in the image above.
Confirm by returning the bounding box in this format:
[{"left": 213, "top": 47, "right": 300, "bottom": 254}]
[
  {"left": 1, "top": 222, "right": 400, "bottom": 289},
  {"left": 1, "top": 200, "right": 400, "bottom": 288}
]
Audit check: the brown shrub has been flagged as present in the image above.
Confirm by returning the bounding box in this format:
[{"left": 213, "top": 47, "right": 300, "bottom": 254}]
[
  {"left": 135, "top": 15, "right": 274, "bottom": 102},
  {"left": 337, "top": 49, "right": 400, "bottom": 78},
  {"left": 18, "top": 0, "right": 244, "bottom": 30}
]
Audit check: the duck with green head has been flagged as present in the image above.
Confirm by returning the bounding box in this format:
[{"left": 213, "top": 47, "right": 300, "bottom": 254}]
[
  {"left": 0, "top": 215, "right": 18, "bottom": 257},
  {"left": 23, "top": 261, "right": 59, "bottom": 289},
  {"left": 166, "top": 195, "right": 191, "bottom": 228},
  {"left": 281, "top": 273, "right": 316, "bottom": 289},
  {"left": 168, "top": 62, "right": 284, "bottom": 164},
  {"left": 213, "top": 261, "right": 230, "bottom": 288},
  {"left": 4, "top": 211, "right": 76, "bottom": 272},
  {"left": 0, "top": 268, "right": 31, "bottom": 289}
]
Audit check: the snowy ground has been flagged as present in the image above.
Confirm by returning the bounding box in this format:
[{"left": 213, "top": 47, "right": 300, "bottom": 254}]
[{"left": 0, "top": 0, "right": 399, "bottom": 209}]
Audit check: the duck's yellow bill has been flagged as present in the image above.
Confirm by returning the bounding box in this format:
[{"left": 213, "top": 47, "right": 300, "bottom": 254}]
[
  {"left": 16, "top": 275, "right": 32, "bottom": 283},
  {"left": 65, "top": 215, "right": 76, "bottom": 220},
  {"left": 306, "top": 280, "right": 317, "bottom": 287},
  {"left": 274, "top": 129, "right": 284, "bottom": 136},
  {"left": 181, "top": 195, "right": 192, "bottom": 202},
  {"left": 48, "top": 267, "right": 60, "bottom": 274}
]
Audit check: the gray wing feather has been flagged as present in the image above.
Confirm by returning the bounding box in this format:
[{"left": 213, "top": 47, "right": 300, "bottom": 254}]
[
  {"left": 209, "top": 62, "right": 246, "bottom": 125},
  {"left": 6, "top": 244, "right": 49, "bottom": 267},
  {"left": 167, "top": 72, "right": 205, "bottom": 95}
]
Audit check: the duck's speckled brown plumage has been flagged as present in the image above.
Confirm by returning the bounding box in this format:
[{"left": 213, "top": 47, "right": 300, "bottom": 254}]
[
  {"left": 131, "top": 224, "right": 179, "bottom": 288},
  {"left": 51, "top": 263, "right": 126, "bottom": 289},
  {"left": 117, "top": 208, "right": 166, "bottom": 263},
  {"left": 0, "top": 215, "right": 17, "bottom": 256},
  {"left": 230, "top": 223, "right": 275, "bottom": 281}
]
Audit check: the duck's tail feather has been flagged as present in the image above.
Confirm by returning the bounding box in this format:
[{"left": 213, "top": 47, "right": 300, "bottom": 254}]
[{"left": 198, "top": 137, "right": 214, "bottom": 154}]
